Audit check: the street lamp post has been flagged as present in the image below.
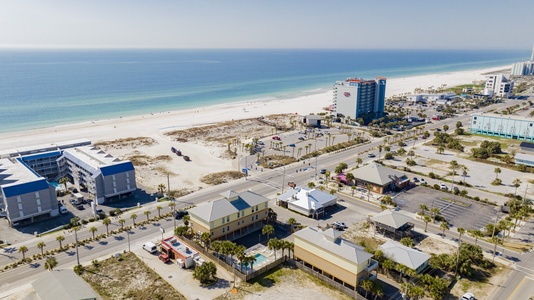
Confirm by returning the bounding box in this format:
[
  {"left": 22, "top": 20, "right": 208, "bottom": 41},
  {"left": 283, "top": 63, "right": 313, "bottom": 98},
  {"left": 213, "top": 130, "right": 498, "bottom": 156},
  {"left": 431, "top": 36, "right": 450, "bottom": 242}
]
[
  {"left": 281, "top": 167, "right": 286, "bottom": 194},
  {"left": 127, "top": 230, "right": 131, "bottom": 252},
  {"left": 69, "top": 227, "right": 81, "bottom": 266},
  {"left": 173, "top": 198, "right": 177, "bottom": 231}
]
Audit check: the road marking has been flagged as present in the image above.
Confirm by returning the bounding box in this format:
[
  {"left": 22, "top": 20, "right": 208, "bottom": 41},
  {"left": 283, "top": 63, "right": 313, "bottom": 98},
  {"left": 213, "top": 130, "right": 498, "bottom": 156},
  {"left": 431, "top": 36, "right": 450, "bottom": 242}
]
[{"left": 507, "top": 276, "right": 530, "bottom": 300}]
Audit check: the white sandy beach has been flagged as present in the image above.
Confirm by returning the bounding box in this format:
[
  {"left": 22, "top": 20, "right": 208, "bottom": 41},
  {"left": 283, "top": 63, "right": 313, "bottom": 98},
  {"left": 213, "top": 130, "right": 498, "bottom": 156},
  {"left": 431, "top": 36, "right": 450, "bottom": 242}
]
[{"left": 0, "top": 65, "right": 509, "bottom": 192}]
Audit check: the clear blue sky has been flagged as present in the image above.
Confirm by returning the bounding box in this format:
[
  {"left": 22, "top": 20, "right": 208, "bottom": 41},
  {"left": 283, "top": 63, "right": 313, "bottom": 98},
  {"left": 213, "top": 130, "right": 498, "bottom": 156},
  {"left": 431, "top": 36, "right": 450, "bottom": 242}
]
[{"left": 1, "top": 0, "right": 533, "bottom": 50}]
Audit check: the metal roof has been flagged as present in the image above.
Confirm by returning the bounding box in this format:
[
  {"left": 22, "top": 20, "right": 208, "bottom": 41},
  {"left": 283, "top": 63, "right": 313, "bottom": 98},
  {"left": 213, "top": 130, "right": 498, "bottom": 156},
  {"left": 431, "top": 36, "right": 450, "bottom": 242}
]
[
  {"left": 2, "top": 178, "right": 49, "bottom": 198},
  {"left": 294, "top": 227, "right": 373, "bottom": 264},
  {"left": 380, "top": 241, "right": 430, "bottom": 270},
  {"left": 350, "top": 162, "right": 407, "bottom": 186},
  {"left": 189, "top": 190, "right": 269, "bottom": 222},
  {"left": 20, "top": 150, "right": 62, "bottom": 162},
  {"left": 32, "top": 269, "right": 98, "bottom": 300},
  {"left": 277, "top": 188, "right": 337, "bottom": 211},
  {"left": 370, "top": 210, "right": 413, "bottom": 229},
  {"left": 100, "top": 162, "right": 135, "bottom": 176}
]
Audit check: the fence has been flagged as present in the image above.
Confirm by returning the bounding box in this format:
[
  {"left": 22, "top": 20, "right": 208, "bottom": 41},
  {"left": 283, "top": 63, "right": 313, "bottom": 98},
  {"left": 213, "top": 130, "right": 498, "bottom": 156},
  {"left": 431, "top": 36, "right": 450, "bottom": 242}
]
[
  {"left": 180, "top": 236, "right": 286, "bottom": 282},
  {"left": 289, "top": 260, "right": 367, "bottom": 300}
]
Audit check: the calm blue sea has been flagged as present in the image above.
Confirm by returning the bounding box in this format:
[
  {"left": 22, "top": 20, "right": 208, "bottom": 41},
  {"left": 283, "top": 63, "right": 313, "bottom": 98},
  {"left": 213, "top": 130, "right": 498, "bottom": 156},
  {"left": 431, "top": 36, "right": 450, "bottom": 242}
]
[{"left": 0, "top": 49, "right": 529, "bottom": 133}]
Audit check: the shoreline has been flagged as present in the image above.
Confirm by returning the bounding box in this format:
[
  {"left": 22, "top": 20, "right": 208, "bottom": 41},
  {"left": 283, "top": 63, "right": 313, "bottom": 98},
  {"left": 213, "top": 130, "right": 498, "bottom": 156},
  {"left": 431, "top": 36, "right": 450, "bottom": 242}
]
[{"left": 0, "top": 64, "right": 510, "bottom": 150}]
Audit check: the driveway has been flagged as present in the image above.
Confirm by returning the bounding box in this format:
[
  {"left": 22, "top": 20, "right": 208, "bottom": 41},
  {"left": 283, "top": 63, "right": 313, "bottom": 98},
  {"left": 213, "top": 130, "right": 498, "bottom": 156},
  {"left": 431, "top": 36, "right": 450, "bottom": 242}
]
[{"left": 133, "top": 246, "right": 233, "bottom": 300}]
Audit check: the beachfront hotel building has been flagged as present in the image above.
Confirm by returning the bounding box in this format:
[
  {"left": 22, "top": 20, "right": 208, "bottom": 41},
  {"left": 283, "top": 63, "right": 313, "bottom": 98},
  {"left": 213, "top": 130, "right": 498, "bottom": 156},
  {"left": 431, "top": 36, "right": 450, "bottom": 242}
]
[
  {"left": 333, "top": 77, "right": 386, "bottom": 121},
  {"left": 59, "top": 146, "right": 136, "bottom": 204},
  {"left": 483, "top": 74, "right": 514, "bottom": 98},
  {"left": 188, "top": 190, "right": 269, "bottom": 241},
  {"left": 0, "top": 140, "right": 137, "bottom": 225},
  {"left": 0, "top": 158, "right": 59, "bottom": 226},
  {"left": 294, "top": 227, "right": 378, "bottom": 292},
  {"left": 470, "top": 113, "right": 534, "bottom": 141}
]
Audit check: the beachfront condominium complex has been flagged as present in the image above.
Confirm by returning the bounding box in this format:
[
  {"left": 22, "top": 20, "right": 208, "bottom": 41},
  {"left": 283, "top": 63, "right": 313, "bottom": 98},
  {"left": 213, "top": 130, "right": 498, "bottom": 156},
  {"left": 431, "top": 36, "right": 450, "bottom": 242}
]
[
  {"left": 510, "top": 44, "right": 534, "bottom": 76},
  {"left": 0, "top": 140, "right": 136, "bottom": 225},
  {"left": 59, "top": 146, "right": 136, "bottom": 204},
  {"left": 188, "top": 190, "right": 269, "bottom": 241},
  {"left": 483, "top": 74, "right": 514, "bottom": 98},
  {"left": 470, "top": 113, "right": 534, "bottom": 141},
  {"left": 333, "top": 77, "right": 386, "bottom": 122}
]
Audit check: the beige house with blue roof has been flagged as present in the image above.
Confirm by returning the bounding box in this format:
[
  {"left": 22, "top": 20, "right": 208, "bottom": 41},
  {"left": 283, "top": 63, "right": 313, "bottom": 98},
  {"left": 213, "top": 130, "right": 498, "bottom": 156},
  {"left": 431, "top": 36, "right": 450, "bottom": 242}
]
[
  {"left": 294, "top": 227, "right": 378, "bottom": 291},
  {"left": 188, "top": 190, "right": 269, "bottom": 241}
]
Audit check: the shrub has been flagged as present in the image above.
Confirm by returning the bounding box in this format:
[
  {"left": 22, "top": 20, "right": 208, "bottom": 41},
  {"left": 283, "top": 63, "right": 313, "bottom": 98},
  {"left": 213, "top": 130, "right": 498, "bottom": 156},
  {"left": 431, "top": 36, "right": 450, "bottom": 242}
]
[
  {"left": 433, "top": 184, "right": 440, "bottom": 190},
  {"left": 492, "top": 178, "right": 502, "bottom": 186}
]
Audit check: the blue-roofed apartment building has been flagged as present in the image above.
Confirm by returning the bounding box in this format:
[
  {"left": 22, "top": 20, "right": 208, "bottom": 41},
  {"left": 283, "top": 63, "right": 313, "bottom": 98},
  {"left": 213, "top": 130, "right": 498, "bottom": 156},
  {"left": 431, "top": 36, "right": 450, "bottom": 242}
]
[
  {"left": 0, "top": 140, "right": 136, "bottom": 225},
  {"left": 59, "top": 146, "right": 136, "bottom": 204},
  {"left": 0, "top": 158, "right": 59, "bottom": 226}
]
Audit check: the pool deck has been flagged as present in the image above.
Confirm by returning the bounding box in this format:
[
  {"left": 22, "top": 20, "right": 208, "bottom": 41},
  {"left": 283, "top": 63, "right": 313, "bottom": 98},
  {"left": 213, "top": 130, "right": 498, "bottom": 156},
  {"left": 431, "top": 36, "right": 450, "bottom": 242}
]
[{"left": 233, "top": 243, "right": 280, "bottom": 274}]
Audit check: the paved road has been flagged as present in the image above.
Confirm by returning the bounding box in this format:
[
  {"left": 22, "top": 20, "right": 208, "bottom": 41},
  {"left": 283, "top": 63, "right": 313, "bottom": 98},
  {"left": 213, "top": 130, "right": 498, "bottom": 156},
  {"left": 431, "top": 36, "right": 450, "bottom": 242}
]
[{"left": 0, "top": 100, "right": 518, "bottom": 294}]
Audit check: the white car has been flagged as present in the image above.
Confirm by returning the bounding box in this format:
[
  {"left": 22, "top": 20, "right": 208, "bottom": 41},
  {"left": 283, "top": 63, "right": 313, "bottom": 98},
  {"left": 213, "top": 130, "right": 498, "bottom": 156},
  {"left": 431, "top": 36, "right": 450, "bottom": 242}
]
[
  {"left": 440, "top": 183, "right": 448, "bottom": 190},
  {"left": 461, "top": 292, "right": 475, "bottom": 300}
]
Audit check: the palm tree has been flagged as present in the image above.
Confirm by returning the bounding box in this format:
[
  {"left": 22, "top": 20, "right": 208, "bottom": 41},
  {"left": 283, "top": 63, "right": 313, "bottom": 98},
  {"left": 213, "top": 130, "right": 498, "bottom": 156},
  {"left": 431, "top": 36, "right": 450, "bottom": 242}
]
[
  {"left": 89, "top": 226, "right": 98, "bottom": 239},
  {"left": 168, "top": 201, "right": 175, "bottom": 212},
  {"left": 373, "top": 285, "right": 384, "bottom": 300},
  {"left": 345, "top": 172, "right": 355, "bottom": 186},
  {"left": 268, "top": 238, "right": 280, "bottom": 260},
  {"left": 130, "top": 213, "right": 137, "bottom": 226},
  {"left": 200, "top": 232, "right": 211, "bottom": 251},
  {"left": 378, "top": 145, "right": 383, "bottom": 159},
  {"left": 450, "top": 160, "right": 459, "bottom": 187},
  {"left": 288, "top": 218, "right": 297, "bottom": 232},
  {"left": 156, "top": 205, "right": 162, "bottom": 217},
  {"left": 430, "top": 207, "right": 441, "bottom": 222},
  {"left": 470, "top": 229, "right": 483, "bottom": 246},
  {"left": 53, "top": 236, "right": 67, "bottom": 252},
  {"left": 395, "top": 263, "right": 408, "bottom": 281},
  {"left": 102, "top": 217, "right": 111, "bottom": 234},
  {"left": 235, "top": 245, "right": 247, "bottom": 272},
  {"left": 382, "top": 259, "right": 394, "bottom": 278},
  {"left": 18, "top": 245, "right": 28, "bottom": 260},
  {"left": 58, "top": 176, "right": 69, "bottom": 191},
  {"left": 423, "top": 215, "right": 431, "bottom": 232},
  {"left": 144, "top": 210, "right": 151, "bottom": 222},
  {"left": 37, "top": 241, "right": 46, "bottom": 255},
  {"left": 437, "top": 146, "right": 444, "bottom": 154},
  {"left": 118, "top": 218, "right": 126, "bottom": 229},
  {"left": 44, "top": 256, "right": 58, "bottom": 271},
  {"left": 361, "top": 279, "right": 374, "bottom": 299},
  {"left": 262, "top": 225, "right": 274, "bottom": 242},
  {"left": 440, "top": 221, "right": 449, "bottom": 238},
  {"left": 494, "top": 167, "right": 501, "bottom": 179},
  {"left": 248, "top": 254, "right": 257, "bottom": 272},
  {"left": 419, "top": 204, "right": 428, "bottom": 216},
  {"left": 457, "top": 227, "right": 466, "bottom": 242},
  {"left": 365, "top": 183, "right": 373, "bottom": 202},
  {"left": 157, "top": 183, "right": 166, "bottom": 195},
  {"left": 307, "top": 182, "right": 315, "bottom": 188},
  {"left": 513, "top": 178, "right": 522, "bottom": 197},
  {"left": 356, "top": 157, "right": 362, "bottom": 167}
]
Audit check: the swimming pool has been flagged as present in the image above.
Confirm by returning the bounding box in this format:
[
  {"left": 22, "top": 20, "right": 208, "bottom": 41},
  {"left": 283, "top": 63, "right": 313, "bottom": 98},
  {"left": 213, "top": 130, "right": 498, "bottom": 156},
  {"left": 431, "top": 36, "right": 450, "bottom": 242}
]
[
  {"left": 253, "top": 253, "right": 267, "bottom": 264},
  {"left": 50, "top": 181, "right": 59, "bottom": 188}
]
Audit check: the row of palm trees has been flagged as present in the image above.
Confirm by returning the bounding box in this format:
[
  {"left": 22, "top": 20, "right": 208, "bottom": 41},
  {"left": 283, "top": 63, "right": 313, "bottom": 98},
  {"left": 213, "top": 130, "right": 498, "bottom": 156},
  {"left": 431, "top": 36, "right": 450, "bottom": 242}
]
[{"left": 210, "top": 240, "right": 257, "bottom": 274}]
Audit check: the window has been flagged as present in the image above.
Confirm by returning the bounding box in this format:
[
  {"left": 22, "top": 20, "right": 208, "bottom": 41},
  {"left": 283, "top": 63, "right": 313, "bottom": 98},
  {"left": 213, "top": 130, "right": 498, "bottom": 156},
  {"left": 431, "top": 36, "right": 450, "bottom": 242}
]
[
  {"left": 265, "top": 203, "right": 268, "bottom": 208},
  {"left": 227, "top": 226, "right": 229, "bottom": 232},
  {"left": 236, "top": 213, "right": 239, "bottom": 219},
  {"left": 227, "top": 216, "right": 229, "bottom": 222},
  {"left": 256, "top": 215, "right": 258, "bottom": 220},
  {"left": 223, "top": 228, "right": 225, "bottom": 233},
  {"left": 222, "top": 217, "right": 225, "bottom": 224},
  {"left": 252, "top": 216, "right": 254, "bottom": 222},
  {"left": 238, "top": 221, "right": 240, "bottom": 225},
  {"left": 211, "top": 232, "right": 214, "bottom": 236}
]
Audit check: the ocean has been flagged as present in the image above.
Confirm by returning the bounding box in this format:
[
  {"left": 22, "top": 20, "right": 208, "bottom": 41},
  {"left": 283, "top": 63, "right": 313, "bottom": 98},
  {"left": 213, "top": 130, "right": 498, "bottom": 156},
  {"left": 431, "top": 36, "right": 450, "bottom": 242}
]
[{"left": 0, "top": 49, "right": 529, "bottom": 133}]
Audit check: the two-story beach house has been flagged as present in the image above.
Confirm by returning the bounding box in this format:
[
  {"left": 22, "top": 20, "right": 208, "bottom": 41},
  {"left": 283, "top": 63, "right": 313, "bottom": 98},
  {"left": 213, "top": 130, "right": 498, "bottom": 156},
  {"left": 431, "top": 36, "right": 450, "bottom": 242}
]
[
  {"left": 188, "top": 190, "right": 269, "bottom": 241},
  {"left": 294, "top": 227, "right": 378, "bottom": 292}
]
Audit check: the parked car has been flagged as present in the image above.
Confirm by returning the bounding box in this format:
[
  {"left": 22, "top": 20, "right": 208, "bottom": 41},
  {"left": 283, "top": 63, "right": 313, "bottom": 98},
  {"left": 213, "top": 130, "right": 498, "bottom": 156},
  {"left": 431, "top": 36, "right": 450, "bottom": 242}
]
[
  {"left": 368, "top": 153, "right": 376, "bottom": 158},
  {"left": 257, "top": 141, "right": 264, "bottom": 145},
  {"left": 159, "top": 253, "right": 170, "bottom": 263},
  {"left": 174, "top": 210, "right": 189, "bottom": 219},
  {"left": 76, "top": 205, "right": 84, "bottom": 210},
  {"left": 272, "top": 136, "right": 281, "bottom": 140},
  {"left": 289, "top": 143, "right": 295, "bottom": 147},
  {"left": 183, "top": 155, "right": 190, "bottom": 161},
  {"left": 320, "top": 169, "right": 326, "bottom": 174},
  {"left": 288, "top": 181, "right": 296, "bottom": 188},
  {"left": 461, "top": 292, "right": 475, "bottom": 300},
  {"left": 440, "top": 183, "right": 448, "bottom": 190},
  {"left": 413, "top": 177, "right": 420, "bottom": 182},
  {"left": 298, "top": 137, "right": 305, "bottom": 141}
]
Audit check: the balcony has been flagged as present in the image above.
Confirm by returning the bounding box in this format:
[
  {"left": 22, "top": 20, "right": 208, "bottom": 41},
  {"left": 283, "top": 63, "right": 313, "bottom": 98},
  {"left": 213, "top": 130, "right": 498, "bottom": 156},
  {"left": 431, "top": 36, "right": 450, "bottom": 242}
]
[{"left": 366, "top": 259, "right": 378, "bottom": 273}]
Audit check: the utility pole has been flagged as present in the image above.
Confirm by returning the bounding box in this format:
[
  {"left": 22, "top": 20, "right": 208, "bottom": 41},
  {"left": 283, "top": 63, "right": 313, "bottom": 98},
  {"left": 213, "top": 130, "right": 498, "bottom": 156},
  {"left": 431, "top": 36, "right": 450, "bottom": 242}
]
[
  {"left": 127, "top": 230, "right": 131, "bottom": 252},
  {"left": 492, "top": 210, "right": 500, "bottom": 263},
  {"left": 167, "top": 173, "right": 170, "bottom": 195},
  {"left": 454, "top": 240, "right": 462, "bottom": 277},
  {"left": 173, "top": 198, "right": 177, "bottom": 231}
]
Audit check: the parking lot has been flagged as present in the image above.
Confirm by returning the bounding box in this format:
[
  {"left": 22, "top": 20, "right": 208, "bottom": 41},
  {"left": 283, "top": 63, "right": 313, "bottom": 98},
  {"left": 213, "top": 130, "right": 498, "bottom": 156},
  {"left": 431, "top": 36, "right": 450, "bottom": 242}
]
[{"left": 393, "top": 186, "right": 498, "bottom": 230}]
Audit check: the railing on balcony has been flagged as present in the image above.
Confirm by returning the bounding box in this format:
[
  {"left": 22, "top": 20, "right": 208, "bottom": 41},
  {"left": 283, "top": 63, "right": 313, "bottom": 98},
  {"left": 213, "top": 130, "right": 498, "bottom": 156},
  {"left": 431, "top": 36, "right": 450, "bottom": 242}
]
[{"left": 366, "top": 259, "right": 378, "bottom": 272}]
